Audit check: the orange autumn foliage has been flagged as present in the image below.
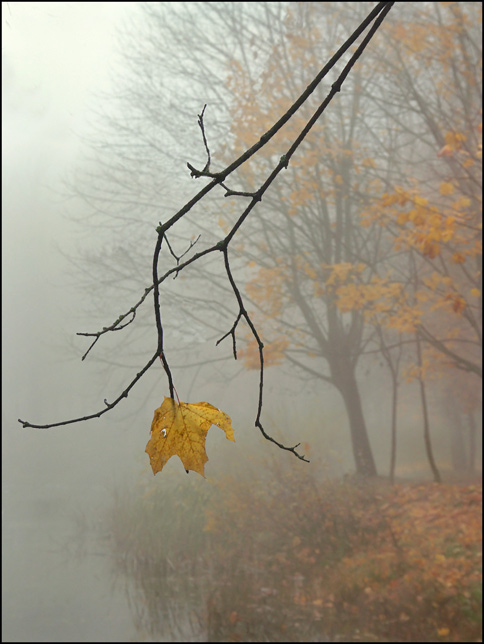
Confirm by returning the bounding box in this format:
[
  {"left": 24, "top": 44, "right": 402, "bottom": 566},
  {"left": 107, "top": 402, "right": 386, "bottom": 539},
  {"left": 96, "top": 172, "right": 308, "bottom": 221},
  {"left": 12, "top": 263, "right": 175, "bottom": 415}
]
[
  {"left": 204, "top": 469, "right": 482, "bottom": 642},
  {"left": 227, "top": 2, "right": 481, "bottom": 383}
]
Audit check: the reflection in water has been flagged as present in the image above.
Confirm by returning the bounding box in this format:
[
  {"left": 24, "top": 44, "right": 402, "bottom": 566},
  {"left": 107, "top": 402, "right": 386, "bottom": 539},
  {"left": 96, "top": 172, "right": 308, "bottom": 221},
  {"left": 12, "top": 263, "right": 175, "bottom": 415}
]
[
  {"left": 106, "top": 474, "right": 334, "bottom": 642},
  {"left": 107, "top": 481, "right": 212, "bottom": 641},
  {"left": 2, "top": 487, "right": 142, "bottom": 643}
]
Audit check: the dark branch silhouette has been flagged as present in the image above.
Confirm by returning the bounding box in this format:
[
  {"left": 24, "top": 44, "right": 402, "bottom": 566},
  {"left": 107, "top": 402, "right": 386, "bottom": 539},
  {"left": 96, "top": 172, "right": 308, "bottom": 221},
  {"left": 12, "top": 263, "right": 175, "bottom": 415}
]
[{"left": 19, "top": 2, "right": 395, "bottom": 465}]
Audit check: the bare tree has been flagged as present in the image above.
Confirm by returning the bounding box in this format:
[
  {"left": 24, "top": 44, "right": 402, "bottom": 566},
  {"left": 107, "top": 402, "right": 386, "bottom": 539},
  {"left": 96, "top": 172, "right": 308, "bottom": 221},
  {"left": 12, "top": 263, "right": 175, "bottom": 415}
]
[{"left": 20, "top": 3, "right": 399, "bottom": 476}]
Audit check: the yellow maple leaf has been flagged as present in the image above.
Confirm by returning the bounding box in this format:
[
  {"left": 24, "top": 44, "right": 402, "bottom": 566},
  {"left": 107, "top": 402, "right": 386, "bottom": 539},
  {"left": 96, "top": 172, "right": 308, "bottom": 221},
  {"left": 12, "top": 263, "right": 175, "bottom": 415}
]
[{"left": 145, "top": 397, "right": 235, "bottom": 477}]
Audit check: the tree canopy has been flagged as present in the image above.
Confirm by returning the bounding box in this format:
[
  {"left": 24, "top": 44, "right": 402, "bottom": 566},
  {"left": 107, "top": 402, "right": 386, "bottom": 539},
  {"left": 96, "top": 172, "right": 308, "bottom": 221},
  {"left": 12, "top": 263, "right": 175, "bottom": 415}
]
[{"left": 20, "top": 2, "right": 481, "bottom": 479}]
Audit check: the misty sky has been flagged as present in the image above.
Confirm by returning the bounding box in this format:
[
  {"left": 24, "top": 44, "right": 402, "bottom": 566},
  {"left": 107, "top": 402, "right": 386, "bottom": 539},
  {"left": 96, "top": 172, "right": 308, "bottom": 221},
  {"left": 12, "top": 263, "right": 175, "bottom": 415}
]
[
  {"left": 2, "top": 1, "right": 254, "bottom": 509},
  {"left": 2, "top": 0, "right": 143, "bottom": 455},
  {"left": 2, "top": 4, "right": 150, "bottom": 641},
  {"left": 2, "top": 0, "right": 137, "bottom": 280}
]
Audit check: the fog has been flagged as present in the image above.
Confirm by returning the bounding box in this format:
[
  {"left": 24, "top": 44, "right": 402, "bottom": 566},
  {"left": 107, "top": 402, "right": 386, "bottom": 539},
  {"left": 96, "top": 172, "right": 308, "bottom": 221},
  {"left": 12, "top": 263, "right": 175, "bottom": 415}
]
[
  {"left": 3, "top": 3, "right": 148, "bottom": 641},
  {"left": 3, "top": 3, "right": 481, "bottom": 643}
]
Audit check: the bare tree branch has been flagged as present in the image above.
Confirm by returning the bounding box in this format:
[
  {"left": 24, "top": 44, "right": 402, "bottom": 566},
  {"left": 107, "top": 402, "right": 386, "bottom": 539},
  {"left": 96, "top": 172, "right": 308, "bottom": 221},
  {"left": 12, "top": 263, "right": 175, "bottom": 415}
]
[{"left": 19, "top": 2, "right": 395, "bottom": 466}]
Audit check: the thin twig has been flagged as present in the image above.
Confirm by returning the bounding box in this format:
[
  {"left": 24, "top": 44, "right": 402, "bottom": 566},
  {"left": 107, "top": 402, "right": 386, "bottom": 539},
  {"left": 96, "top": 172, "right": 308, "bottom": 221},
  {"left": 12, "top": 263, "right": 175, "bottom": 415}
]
[
  {"left": 19, "top": 2, "right": 394, "bottom": 449},
  {"left": 220, "top": 246, "right": 309, "bottom": 462}
]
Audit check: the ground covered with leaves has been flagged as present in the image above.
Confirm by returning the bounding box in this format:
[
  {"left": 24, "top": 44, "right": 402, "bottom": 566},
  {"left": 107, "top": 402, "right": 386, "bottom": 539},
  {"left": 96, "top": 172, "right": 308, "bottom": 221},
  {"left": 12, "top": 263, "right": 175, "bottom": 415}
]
[{"left": 108, "top": 467, "right": 482, "bottom": 642}]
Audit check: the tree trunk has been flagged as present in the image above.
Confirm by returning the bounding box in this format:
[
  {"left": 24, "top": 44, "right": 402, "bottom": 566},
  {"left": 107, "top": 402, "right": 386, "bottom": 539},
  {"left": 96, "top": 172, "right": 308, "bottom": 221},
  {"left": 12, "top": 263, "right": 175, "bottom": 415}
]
[
  {"left": 415, "top": 334, "right": 441, "bottom": 483},
  {"left": 330, "top": 358, "right": 377, "bottom": 477},
  {"left": 446, "top": 403, "right": 468, "bottom": 473},
  {"left": 389, "top": 374, "right": 398, "bottom": 484},
  {"left": 467, "top": 412, "right": 477, "bottom": 474}
]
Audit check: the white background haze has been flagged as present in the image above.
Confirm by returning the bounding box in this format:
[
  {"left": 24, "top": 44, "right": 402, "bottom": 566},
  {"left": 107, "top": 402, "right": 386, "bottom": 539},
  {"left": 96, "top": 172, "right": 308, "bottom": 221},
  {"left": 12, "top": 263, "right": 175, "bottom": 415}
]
[{"left": 2, "top": 3, "right": 150, "bottom": 641}]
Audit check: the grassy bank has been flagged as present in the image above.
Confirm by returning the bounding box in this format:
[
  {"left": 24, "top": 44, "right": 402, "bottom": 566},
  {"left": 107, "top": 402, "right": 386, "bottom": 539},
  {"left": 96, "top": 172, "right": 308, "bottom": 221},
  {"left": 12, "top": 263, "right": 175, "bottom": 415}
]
[{"left": 108, "top": 465, "right": 482, "bottom": 642}]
